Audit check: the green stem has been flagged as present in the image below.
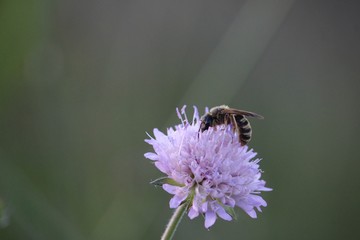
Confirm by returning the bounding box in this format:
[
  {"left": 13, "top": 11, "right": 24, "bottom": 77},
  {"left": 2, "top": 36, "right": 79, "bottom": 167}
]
[{"left": 161, "top": 202, "right": 188, "bottom": 240}]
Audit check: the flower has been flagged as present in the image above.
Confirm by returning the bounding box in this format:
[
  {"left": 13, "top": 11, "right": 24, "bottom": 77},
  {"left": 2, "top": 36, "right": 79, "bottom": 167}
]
[{"left": 144, "top": 106, "right": 271, "bottom": 228}]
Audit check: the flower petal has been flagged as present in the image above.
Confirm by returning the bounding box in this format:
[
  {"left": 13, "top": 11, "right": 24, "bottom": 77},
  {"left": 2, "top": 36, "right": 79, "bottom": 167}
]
[
  {"left": 154, "top": 162, "right": 168, "bottom": 174},
  {"left": 153, "top": 128, "right": 166, "bottom": 140},
  {"left": 169, "top": 196, "right": 183, "bottom": 208},
  {"left": 259, "top": 186, "right": 273, "bottom": 192},
  {"left": 144, "top": 152, "right": 158, "bottom": 161},
  {"left": 248, "top": 194, "right": 267, "bottom": 207},
  {"left": 201, "top": 201, "right": 208, "bottom": 212},
  {"left": 204, "top": 210, "right": 217, "bottom": 228},
  {"left": 162, "top": 184, "right": 179, "bottom": 194},
  {"left": 188, "top": 207, "right": 199, "bottom": 219},
  {"left": 163, "top": 184, "right": 189, "bottom": 208},
  {"left": 216, "top": 207, "right": 232, "bottom": 221},
  {"left": 246, "top": 209, "right": 257, "bottom": 218}
]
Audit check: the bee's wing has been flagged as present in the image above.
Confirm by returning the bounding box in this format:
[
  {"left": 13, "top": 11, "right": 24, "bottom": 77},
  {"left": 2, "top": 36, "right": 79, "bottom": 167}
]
[{"left": 223, "top": 108, "right": 264, "bottom": 119}]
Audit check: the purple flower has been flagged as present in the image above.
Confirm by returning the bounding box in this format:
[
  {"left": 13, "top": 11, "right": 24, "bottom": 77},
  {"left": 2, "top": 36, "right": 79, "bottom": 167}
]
[{"left": 145, "top": 106, "right": 271, "bottom": 228}]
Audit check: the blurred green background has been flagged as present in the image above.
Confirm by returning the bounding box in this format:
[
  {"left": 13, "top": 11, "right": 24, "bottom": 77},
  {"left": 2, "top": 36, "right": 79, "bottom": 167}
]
[{"left": 1, "top": 0, "right": 360, "bottom": 239}]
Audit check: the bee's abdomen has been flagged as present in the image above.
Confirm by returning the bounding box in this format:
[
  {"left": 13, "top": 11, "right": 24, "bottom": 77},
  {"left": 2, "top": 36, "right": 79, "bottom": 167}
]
[{"left": 235, "top": 115, "right": 252, "bottom": 145}]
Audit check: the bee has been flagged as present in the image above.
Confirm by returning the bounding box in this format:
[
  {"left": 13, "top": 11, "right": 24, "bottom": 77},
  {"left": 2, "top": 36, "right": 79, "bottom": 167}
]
[{"left": 199, "top": 105, "right": 263, "bottom": 145}]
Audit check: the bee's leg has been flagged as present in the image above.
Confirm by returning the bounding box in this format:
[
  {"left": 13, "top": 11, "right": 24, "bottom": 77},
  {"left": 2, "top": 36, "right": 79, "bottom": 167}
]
[
  {"left": 226, "top": 114, "right": 233, "bottom": 126},
  {"left": 229, "top": 114, "right": 241, "bottom": 143},
  {"left": 230, "top": 114, "right": 240, "bottom": 134}
]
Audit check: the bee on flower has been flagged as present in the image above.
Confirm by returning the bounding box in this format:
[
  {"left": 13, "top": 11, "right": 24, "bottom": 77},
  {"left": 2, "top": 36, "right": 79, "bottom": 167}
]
[{"left": 145, "top": 106, "right": 271, "bottom": 229}]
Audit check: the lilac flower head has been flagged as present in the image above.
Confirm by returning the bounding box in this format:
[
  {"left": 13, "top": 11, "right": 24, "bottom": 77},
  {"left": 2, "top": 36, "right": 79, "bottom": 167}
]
[{"left": 145, "top": 106, "right": 271, "bottom": 228}]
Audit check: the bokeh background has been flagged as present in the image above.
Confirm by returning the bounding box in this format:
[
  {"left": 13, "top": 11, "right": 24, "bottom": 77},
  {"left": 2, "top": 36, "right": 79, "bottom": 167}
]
[{"left": 1, "top": 0, "right": 360, "bottom": 239}]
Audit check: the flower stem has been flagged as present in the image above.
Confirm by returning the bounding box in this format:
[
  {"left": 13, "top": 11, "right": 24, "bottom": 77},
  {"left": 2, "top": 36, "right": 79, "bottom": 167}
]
[{"left": 161, "top": 202, "right": 188, "bottom": 240}]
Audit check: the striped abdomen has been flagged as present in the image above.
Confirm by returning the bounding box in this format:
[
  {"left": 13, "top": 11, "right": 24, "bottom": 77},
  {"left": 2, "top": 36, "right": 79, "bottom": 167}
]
[{"left": 235, "top": 115, "right": 252, "bottom": 145}]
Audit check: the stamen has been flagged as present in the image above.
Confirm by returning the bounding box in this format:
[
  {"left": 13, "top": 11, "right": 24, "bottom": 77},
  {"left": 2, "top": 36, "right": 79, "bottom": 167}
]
[
  {"left": 192, "top": 106, "right": 199, "bottom": 123},
  {"left": 181, "top": 105, "right": 189, "bottom": 124},
  {"left": 176, "top": 107, "right": 183, "bottom": 122}
]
